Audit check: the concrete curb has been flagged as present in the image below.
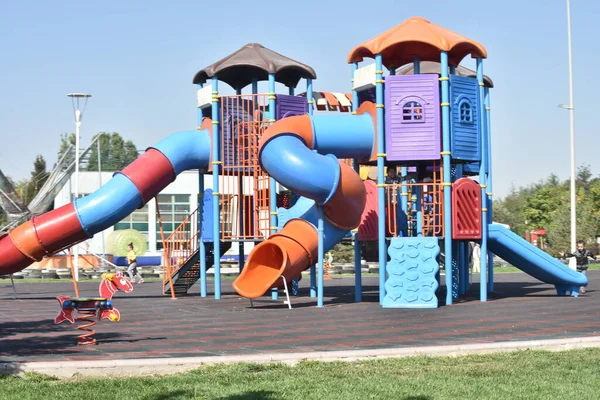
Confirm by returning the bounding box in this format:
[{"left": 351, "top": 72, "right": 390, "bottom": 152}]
[{"left": 4, "top": 336, "right": 600, "bottom": 378}]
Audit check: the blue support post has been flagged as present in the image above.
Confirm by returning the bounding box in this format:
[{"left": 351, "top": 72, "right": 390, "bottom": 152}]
[
  {"left": 440, "top": 51, "right": 453, "bottom": 305},
  {"left": 413, "top": 56, "right": 420, "bottom": 74},
  {"left": 307, "top": 78, "right": 313, "bottom": 115},
  {"left": 251, "top": 78, "right": 258, "bottom": 95},
  {"left": 476, "top": 58, "right": 488, "bottom": 302},
  {"left": 351, "top": 62, "right": 362, "bottom": 302},
  {"left": 289, "top": 86, "right": 294, "bottom": 96},
  {"left": 310, "top": 264, "right": 317, "bottom": 298},
  {"left": 211, "top": 77, "right": 222, "bottom": 300},
  {"left": 267, "top": 73, "right": 279, "bottom": 301},
  {"left": 199, "top": 181, "right": 207, "bottom": 297},
  {"left": 485, "top": 87, "right": 494, "bottom": 293},
  {"left": 317, "top": 207, "right": 325, "bottom": 307},
  {"left": 197, "top": 83, "right": 208, "bottom": 297},
  {"left": 375, "top": 54, "right": 386, "bottom": 305}
]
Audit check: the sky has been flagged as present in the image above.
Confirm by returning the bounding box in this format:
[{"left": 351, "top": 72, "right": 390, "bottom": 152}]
[{"left": 1, "top": 0, "right": 599, "bottom": 199}]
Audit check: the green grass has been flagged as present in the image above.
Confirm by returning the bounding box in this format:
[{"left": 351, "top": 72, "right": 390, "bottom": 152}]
[{"left": 2, "top": 349, "right": 600, "bottom": 399}]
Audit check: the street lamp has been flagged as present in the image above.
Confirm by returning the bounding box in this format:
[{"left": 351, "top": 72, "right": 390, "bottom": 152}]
[
  {"left": 557, "top": 0, "right": 576, "bottom": 269},
  {"left": 67, "top": 93, "right": 91, "bottom": 281}
]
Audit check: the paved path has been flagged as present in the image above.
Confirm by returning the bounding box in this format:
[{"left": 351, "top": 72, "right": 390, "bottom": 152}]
[{"left": 1, "top": 272, "right": 598, "bottom": 368}]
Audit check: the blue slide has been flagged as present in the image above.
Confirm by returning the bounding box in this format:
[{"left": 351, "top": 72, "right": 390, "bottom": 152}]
[{"left": 487, "top": 224, "right": 588, "bottom": 293}]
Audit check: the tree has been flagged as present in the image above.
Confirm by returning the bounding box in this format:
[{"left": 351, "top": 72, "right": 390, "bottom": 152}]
[
  {"left": 86, "top": 132, "right": 139, "bottom": 171},
  {"left": 58, "top": 132, "right": 76, "bottom": 165},
  {"left": 14, "top": 156, "right": 50, "bottom": 206}
]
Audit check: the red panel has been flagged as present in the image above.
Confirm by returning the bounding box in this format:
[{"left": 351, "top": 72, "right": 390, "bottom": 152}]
[
  {"left": 0, "top": 234, "right": 31, "bottom": 275},
  {"left": 452, "top": 178, "right": 482, "bottom": 240},
  {"left": 34, "top": 203, "right": 89, "bottom": 253},
  {"left": 358, "top": 180, "right": 378, "bottom": 241},
  {"left": 120, "top": 149, "right": 175, "bottom": 203}
]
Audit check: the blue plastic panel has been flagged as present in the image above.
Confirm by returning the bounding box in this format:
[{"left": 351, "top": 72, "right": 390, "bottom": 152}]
[
  {"left": 383, "top": 237, "right": 440, "bottom": 308},
  {"left": 201, "top": 188, "right": 214, "bottom": 242},
  {"left": 450, "top": 75, "right": 480, "bottom": 162}
]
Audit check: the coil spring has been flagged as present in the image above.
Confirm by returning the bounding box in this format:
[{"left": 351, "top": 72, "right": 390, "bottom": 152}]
[{"left": 76, "top": 308, "right": 97, "bottom": 345}]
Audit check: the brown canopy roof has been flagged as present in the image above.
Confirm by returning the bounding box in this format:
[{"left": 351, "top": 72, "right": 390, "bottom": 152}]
[
  {"left": 395, "top": 61, "right": 494, "bottom": 88},
  {"left": 192, "top": 43, "right": 317, "bottom": 90},
  {"left": 348, "top": 17, "right": 487, "bottom": 69}
]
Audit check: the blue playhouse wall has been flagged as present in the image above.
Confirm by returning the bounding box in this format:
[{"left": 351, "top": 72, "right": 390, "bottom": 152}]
[
  {"left": 383, "top": 237, "right": 440, "bottom": 308},
  {"left": 449, "top": 75, "right": 481, "bottom": 162}
]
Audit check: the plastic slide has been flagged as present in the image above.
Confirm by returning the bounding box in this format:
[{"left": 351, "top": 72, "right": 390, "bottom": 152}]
[
  {"left": 487, "top": 224, "right": 588, "bottom": 290},
  {"left": 232, "top": 103, "right": 378, "bottom": 298},
  {"left": 0, "top": 122, "right": 213, "bottom": 276}
]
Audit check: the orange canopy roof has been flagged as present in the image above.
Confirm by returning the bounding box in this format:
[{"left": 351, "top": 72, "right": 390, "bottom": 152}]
[{"left": 347, "top": 17, "right": 487, "bottom": 69}]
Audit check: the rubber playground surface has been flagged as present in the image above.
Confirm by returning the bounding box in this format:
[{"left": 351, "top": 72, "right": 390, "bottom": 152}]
[{"left": 1, "top": 272, "right": 599, "bottom": 364}]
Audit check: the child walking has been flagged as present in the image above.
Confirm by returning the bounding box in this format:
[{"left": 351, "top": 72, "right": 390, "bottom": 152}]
[
  {"left": 126, "top": 243, "right": 144, "bottom": 284},
  {"left": 561, "top": 240, "right": 595, "bottom": 294}
]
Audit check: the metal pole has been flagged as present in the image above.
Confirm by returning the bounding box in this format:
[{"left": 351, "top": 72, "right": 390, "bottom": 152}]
[
  {"left": 73, "top": 109, "right": 81, "bottom": 281},
  {"left": 97, "top": 136, "right": 105, "bottom": 267},
  {"left": 566, "top": 0, "right": 577, "bottom": 255}
]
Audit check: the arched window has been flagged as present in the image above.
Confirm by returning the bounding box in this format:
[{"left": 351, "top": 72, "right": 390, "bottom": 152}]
[
  {"left": 402, "top": 101, "right": 424, "bottom": 122},
  {"left": 459, "top": 100, "right": 473, "bottom": 124}
]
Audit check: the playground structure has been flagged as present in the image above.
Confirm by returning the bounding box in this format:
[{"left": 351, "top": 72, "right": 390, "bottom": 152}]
[{"left": 0, "top": 16, "right": 589, "bottom": 309}]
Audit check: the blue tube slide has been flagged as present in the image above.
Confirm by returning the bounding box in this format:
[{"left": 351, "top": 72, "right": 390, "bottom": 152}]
[
  {"left": 260, "top": 112, "right": 374, "bottom": 251},
  {"left": 74, "top": 129, "right": 211, "bottom": 236},
  {"left": 487, "top": 224, "right": 588, "bottom": 288}
]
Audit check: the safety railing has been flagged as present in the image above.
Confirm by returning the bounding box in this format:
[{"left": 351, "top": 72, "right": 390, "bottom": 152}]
[
  {"left": 161, "top": 206, "right": 198, "bottom": 290},
  {"left": 219, "top": 94, "right": 271, "bottom": 241},
  {"left": 385, "top": 164, "right": 444, "bottom": 238}
]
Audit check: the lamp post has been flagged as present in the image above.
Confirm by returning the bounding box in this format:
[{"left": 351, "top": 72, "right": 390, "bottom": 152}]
[
  {"left": 558, "top": 0, "right": 576, "bottom": 266},
  {"left": 67, "top": 93, "right": 91, "bottom": 281}
]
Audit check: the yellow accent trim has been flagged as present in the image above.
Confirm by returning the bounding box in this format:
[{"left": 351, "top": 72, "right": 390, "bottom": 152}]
[
  {"left": 438, "top": 77, "right": 449, "bottom": 81},
  {"left": 377, "top": 184, "right": 387, "bottom": 188},
  {"left": 482, "top": 208, "right": 488, "bottom": 212},
  {"left": 376, "top": 104, "right": 384, "bottom": 108},
  {"left": 351, "top": 78, "right": 355, "bottom": 82},
  {"left": 376, "top": 153, "right": 386, "bottom": 157},
  {"left": 351, "top": 229, "right": 359, "bottom": 233},
  {"left": 212, "top": 192, "right": 220, "bottom": 196},
  {"left": 268, "top": 119, "right": 276, "bottom": 123},
  {"left": 486, "top": 107, "right": 491, "bottom": 110},
  {"left": 441, "top": 182, "right": 452, "bottom": 187},
  {"left": 267, "top": 92, "right": 276, "bottom": 95},
  {"left": 211, "top": 91, "right": 218, "bottom": 94},
  {"left": 212, "top": 121, "right": 219, "bottom": 124},
  {"left": 307, "top": 100, "right": 314, "bottom": 104},
  {"left": 351, "top": 87, "right": 356, "bottom": 91},
  {"left": 480, "top": 184, "right": 487, "bottom": 188},
  {"left": 270, "top": 226, "right": 278, "bottom": 231},
  {"left": 211, "top": 161, "right": 222, "bottom": 165},
  {"left": 375, "top": 79, "right": 385, "bottom": 83},
  {"left": 479, "top": 82, "right": 485, "bottom": 86},
  {"left": 401, "top": 193, "right": 409, "bottom": 196},
  {"left": 270, "top": 211, "right": 278, "bottom": 215},
  {"left": 440, "top": 151, "right": 451, "bottom": 155},
  {"left": 375, "top": 70, "right": 383, "bottom": 74},
  {"left": 351, "top": 111, "right": 357, "bottom": 115},
  {"left": 441, "top": 102, "right": 450, "bottom": 107},
  {"left": 212, "top": 99, "right": 220, "bottom": 103},
  {"left": 268, "top": 96, "right": 277, "bottom": 100}
]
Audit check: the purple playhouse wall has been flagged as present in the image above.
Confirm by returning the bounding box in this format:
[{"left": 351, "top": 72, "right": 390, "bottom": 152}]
[
  {"left": 276, "top": 95, "right": 308, "bottom": 120},
  {"left": 384, "top": 75, "right": 441, "bottom": 161}
]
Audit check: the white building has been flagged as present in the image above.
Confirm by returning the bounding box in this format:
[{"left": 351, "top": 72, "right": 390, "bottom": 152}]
[{"left": 54, "top": 170, "right": 279, "bottom": 258}]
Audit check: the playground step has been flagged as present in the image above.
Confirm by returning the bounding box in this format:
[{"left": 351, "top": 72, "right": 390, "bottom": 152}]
[{"left": 164, "top": 241, "right": 232, "bottom": 296}]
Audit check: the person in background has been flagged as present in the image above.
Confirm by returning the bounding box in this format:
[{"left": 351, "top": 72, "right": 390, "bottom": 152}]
[
  {"left": 472, "top": 242, "right": 481, "bottom": 273},
  {"left": 560, "top": 240, "right": 595, "bottom": 294},
  {"left": 385, "top": 167, "right": 400, "bottom": 184},
  {"left": 126, "top": 242, "right": 144, "bottom": 284}
]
